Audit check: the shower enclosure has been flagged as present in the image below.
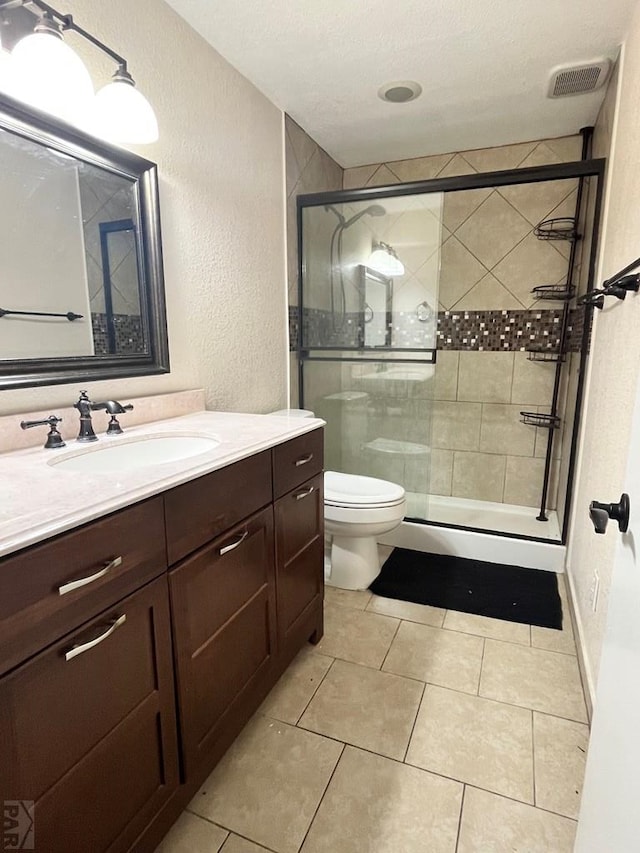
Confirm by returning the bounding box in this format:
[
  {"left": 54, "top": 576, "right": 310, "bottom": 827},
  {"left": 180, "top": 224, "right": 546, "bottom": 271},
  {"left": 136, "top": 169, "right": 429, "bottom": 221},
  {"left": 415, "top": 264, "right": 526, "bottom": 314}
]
[{"left": 297, "top": 144, "right": 604, "bottom": 546}]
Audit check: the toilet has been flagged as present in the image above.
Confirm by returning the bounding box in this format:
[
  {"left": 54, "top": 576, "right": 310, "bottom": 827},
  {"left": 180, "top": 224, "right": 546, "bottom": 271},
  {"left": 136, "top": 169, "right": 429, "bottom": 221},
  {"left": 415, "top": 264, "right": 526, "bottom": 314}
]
[
  {"left": 324, "top": 471, "right": 406, "bottom": 591},
  {"left": 269, "top": 408, "right": 406, "bottom": 591}
]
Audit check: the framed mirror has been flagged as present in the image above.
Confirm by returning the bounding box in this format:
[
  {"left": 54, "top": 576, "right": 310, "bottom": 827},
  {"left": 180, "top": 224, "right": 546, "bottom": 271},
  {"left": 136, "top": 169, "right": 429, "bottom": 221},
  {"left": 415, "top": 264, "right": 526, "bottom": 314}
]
[
  {"left": 0, "top": 92, "right": 169, "bottom": 389},
  {"left": 358, "top": 265, "right": 392, "bottom": 348}
]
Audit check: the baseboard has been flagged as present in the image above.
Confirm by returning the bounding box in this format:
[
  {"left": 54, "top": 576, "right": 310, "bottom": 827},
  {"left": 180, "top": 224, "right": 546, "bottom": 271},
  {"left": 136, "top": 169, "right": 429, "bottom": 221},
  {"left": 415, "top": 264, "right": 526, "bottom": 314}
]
[{"left": 564, "top": 569, "right": 595, "bottom": 721}]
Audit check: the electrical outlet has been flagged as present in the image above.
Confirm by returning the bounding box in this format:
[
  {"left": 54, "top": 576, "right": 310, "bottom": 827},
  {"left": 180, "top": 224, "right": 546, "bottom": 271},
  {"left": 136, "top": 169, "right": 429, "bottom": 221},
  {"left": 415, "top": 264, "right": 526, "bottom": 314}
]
[{"left": 590, "top": 570, "right": 600, "bottom": 612}]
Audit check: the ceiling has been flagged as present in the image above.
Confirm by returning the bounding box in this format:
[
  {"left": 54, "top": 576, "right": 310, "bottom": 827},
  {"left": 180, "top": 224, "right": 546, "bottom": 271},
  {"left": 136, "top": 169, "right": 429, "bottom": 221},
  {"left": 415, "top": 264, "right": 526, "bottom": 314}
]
[{"left": 165, "top": 0, "right": 635, "bottom": 168}]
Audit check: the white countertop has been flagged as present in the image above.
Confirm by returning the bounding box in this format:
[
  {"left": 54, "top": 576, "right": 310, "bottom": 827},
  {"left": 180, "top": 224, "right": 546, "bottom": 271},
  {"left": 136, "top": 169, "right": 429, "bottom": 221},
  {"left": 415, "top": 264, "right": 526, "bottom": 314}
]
[{"left": 0, "top": 410, "right": 324, "bottom": 559}]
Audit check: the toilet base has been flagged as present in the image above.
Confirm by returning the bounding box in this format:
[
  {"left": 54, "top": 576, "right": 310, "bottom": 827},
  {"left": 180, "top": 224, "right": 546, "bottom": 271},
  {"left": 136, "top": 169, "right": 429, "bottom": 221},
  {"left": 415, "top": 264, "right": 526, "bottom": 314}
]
[{"left": 328, "top": 534, "right": 381, "bottom": 590}]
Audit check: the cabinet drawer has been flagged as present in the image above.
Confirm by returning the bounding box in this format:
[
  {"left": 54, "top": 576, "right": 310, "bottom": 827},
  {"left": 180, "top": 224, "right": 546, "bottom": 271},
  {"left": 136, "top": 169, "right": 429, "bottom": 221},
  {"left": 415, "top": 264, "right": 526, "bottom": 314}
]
[
  {"left": 272, "top": 428, "right": 323, "bottom": 499},
  {"left": 165, "top": 450, "right": 272, "bottom": 565},
  {"left": 0, "top": 497, "right": 166, "bottom": 676},
  {"left": 0, "top": 575, "right": 178, "bottom": 853},
  {"left": 170, "top": 506, "right": 276, "bottom": 778},
  {"left": 275, "top": 474, "right": 324, "bottom": 640}
]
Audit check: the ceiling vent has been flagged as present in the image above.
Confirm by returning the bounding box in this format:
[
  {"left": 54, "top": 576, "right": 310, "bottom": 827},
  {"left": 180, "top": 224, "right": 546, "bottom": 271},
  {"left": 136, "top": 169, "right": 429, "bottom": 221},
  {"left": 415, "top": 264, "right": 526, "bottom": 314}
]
[{"left": 548, "top": 60, "right": 611, "bottom": 98}]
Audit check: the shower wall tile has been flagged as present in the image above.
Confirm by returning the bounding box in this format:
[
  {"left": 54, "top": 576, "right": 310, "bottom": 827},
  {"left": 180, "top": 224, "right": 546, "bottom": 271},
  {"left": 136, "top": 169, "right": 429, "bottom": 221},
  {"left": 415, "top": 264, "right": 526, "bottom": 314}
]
[
  {"left": 432, "top": 401, "right": 482, "bottom": 451},
  {"left": 430, "top": 449, "right": 454, "bottom": 496},
  {"left": 433, "top": 350, "right": 459, "bottom": 401},
  {"left": 457, "top": 352, "right": 514, "bottom": 403},
  {"left": 451, "top": 451, "right": 507, "bottom": 503},
  {"left": 285, "top": 115, "right": 343, "bottom": 307},
  {"left": 438, "top": 236, "right": 487, "bottom": 308},
  {"left": 442, "top": 186, "right": 492, "bottom": 233},
  {"left": 480, "top": 404, "right": 536, "bottom": 457},
  {"left": 504, "top": 456, "right": 551, "bottom": 508},
  {"left": 498, "top": 178, "right": 578, "bottom": 228},
  {"left": 460, "top": 141, "right": 537, "bottom": 173},
  {"left": 453, "top": 273, "right": 522, "bottom": 312},
  {"left": 510, "top": 353, "right": 556, "bottom": 406},
  {"left": 454, "top": 192, "right": 531, "bottom": 270},
  {"left": 492, "top": 233, "right": 569, "bottom": 310}
]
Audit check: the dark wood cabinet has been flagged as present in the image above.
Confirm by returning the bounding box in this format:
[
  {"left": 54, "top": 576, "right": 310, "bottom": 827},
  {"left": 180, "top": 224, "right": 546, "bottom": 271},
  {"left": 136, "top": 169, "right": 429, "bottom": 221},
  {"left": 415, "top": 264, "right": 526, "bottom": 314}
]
[
  {"left": 169, "top": 506, "right": 277, "bottom": 780},
  {"left": 275, "top": 472, "right": 324, "bottom": 666},
  {"left": 0, "top": 497, "right": 166, "bottom": 677},
  {"left": 0, "top": 427, "right": 324, "bottom": 853},
  {"left": 0, "top": 575, "right": 178, "bottom": 853}
]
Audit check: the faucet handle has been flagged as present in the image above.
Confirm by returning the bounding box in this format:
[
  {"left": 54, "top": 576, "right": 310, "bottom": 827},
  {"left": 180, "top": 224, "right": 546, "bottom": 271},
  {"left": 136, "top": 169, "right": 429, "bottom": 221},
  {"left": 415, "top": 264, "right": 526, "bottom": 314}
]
[
  {"left": 106, "top": 403, "right": 134, "bottom": 435},
  {"left": 20, "top": 415, "right": 66, "bottom": 449}
]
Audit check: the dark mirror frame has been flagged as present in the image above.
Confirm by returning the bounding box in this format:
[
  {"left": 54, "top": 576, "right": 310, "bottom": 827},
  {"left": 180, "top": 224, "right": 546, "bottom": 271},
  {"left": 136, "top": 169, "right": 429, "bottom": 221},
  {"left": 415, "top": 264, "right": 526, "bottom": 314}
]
[
  {"left": 358, "top": 265, "right": 393, "bottom": 348},
  {"left": 0, "top": 91, "right": 169, "bottom": 390}
]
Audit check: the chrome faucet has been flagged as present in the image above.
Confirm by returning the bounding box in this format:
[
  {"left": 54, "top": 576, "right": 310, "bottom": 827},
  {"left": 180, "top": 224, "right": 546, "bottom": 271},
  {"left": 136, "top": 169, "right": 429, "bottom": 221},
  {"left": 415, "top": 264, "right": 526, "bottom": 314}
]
[{"left": 73, "top": 392, "right": 134, "bottom": 441}]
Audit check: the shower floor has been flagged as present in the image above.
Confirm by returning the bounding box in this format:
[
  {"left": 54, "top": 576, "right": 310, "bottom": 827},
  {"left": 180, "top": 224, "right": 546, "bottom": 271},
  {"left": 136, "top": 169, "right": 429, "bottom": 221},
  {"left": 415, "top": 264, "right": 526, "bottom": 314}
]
[{"left": 405, "top": 492, "right": 562, "bottom": 541}]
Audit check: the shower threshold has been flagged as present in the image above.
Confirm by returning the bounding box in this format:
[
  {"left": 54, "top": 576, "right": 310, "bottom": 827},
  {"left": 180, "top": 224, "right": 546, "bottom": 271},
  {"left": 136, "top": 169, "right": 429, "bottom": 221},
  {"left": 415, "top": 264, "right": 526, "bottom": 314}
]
[{"left": 404, "top": 492, "right": 562, "bottom": 542}]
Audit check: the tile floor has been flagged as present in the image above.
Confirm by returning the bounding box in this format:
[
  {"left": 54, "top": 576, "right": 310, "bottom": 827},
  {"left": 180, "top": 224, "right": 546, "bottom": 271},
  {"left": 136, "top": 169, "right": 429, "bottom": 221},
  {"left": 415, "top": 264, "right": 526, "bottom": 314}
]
[{"left": 156, "top": 576, "right": 588, "bottom": 853}]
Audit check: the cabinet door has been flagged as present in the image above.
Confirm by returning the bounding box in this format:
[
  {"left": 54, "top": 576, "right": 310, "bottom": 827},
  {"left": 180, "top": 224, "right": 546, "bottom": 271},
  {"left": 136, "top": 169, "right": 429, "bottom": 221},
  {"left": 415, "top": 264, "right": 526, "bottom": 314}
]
[
  {"left": 169, "top": 506, "right": 277, "bottom": 781},
  {"left": 0, "top": 576, "right": 178, "bottom": 853},
  {"left": 274, "top": 473, "right": 324, "bottom": 661}
]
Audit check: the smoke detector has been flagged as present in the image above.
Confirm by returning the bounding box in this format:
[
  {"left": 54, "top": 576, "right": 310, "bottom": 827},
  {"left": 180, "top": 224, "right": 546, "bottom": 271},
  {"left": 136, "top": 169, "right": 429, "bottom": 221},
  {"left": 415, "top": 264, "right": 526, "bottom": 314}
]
[
  {"left": 547, "top": 60, "right": 611, "bottom": 98},
  {"left": 378, "top": 81, "right": 422, "bottom": 103}
]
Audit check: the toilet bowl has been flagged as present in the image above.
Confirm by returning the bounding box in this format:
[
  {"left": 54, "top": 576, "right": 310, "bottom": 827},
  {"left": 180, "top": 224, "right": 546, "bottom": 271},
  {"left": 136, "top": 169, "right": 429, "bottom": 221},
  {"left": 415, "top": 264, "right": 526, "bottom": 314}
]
[{"left": 324, "top": 471, "right": 406, "bottom": 590}]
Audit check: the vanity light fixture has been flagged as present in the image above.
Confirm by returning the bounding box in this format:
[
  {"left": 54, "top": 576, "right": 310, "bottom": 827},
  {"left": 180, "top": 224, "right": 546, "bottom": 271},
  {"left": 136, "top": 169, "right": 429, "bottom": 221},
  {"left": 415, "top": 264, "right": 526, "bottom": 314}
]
[
  {"left": 368, "top": 242, "right": 405, "bottom": 277},
  {"left": 1, "top": 0, "right": 158, "bottom": 143}
]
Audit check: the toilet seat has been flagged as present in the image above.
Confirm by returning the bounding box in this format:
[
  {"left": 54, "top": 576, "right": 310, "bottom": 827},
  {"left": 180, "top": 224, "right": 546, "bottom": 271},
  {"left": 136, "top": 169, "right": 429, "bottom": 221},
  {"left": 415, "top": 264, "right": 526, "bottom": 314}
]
[{"left": 324, "top": 471, "right": 405, "bottom": 509}]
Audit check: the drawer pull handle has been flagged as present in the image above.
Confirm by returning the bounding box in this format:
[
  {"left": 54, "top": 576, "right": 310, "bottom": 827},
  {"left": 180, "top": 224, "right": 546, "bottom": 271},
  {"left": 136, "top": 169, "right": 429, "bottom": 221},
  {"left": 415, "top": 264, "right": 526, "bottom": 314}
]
[
  {"left": 219, "top": 530, "right": 249, "bottom": 556},
  {"left": 295, "top": 453, "right": 314, "bottom": 467},
  {"left": 58, "top": 556, "right": 123, "bottom": 596},
  {"left": 295, "top": 486, "right": 314, "bottom": 500},
  {"left": 64, "top": 614, "right": 126, "bottom": 662}
]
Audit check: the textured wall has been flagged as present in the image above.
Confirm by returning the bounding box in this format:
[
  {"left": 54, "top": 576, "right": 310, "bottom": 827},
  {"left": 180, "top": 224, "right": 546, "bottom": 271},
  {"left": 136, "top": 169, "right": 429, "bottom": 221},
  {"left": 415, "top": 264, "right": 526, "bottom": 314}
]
[
  {"left": 565, "top": 45, "right": 638, "bottom": 696},
  {"left": 0, "top": 0, "right": 287, "bottom": 416}
]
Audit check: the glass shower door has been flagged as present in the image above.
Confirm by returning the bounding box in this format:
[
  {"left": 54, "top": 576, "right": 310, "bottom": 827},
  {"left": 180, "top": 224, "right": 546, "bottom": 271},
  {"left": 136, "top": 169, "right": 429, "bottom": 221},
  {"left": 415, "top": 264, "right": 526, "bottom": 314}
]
[{"left": 299, "top": 194, "right": 443, "bottom": 520}]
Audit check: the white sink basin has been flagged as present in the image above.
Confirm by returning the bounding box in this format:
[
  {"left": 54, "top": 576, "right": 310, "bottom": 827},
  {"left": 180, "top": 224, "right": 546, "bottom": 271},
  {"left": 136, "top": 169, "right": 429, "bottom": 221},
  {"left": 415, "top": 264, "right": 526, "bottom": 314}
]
[{"left": 49, "top": 434, "right": 220, "bottom": 474}]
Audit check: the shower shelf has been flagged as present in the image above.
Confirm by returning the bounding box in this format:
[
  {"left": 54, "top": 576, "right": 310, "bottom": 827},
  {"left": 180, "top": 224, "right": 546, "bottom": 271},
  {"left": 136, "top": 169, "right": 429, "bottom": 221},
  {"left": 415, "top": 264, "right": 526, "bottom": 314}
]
[
  {"left": 520, "top": 411, "right": 561, "bottom": 429},
  {"left": 534, "top": 217, "right": 578, "bottom": 242},
  {"left": 526, "top": 348, "right": 565, "bottom": 363},
  {"left": 530, "top": 284, "right": 575, "bottom": 301}
]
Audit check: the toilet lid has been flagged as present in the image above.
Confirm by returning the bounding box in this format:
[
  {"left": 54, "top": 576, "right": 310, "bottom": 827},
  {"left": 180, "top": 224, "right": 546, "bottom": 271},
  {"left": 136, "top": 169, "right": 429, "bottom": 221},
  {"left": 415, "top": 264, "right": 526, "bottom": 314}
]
[{"left": 324, "top": 471, "right": 406, "bottom": 508}]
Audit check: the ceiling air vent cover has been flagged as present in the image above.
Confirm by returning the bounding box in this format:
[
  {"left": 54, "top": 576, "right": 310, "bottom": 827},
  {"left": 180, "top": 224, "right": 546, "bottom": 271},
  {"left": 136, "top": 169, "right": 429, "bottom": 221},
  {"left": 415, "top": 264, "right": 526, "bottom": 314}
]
[{"left": 548, "top": 60, "right": 611, "bottom": 98}]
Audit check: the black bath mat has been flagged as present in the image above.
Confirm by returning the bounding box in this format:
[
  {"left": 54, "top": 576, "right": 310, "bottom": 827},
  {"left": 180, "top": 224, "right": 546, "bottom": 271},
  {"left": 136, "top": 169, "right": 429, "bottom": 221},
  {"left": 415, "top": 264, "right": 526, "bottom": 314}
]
[{"left": 370, "top": 548, "right": 562, "bottom": 629}]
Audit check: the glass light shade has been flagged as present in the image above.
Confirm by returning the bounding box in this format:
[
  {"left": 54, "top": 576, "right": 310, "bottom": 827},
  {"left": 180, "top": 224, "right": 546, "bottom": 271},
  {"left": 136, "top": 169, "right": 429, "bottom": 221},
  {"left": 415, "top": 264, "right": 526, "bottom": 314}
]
[
  {"left": 8, "top": 31, "right": 94, "bottom": 124},
  {"left": 93, "top": 78, "right": 158, "bottom": 144},
  {"left": 368, "top": 246, "right": 405, "bottom": 277}
]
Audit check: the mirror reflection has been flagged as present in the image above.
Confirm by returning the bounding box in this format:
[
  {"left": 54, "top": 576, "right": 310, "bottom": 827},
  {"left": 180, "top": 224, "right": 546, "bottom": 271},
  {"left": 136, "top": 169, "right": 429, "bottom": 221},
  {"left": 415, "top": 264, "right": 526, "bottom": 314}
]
[{"left": 0, "top": 123, "right": 143, "bottom": 361}]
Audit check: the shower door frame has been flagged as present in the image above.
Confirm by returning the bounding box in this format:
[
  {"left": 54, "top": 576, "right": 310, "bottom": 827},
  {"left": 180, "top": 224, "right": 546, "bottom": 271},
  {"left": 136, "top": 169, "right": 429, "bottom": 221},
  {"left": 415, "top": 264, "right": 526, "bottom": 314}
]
[{"left": 296, "top": 157, "right": 606, "bottom": 546}]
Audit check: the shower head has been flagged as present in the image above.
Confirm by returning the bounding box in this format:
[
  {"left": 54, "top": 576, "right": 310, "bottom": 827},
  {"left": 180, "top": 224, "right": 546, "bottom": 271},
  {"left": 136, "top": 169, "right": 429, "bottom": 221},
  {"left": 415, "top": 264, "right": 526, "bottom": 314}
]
[{"left": 342, "top": 204, "right": 387, "bottom": 229}]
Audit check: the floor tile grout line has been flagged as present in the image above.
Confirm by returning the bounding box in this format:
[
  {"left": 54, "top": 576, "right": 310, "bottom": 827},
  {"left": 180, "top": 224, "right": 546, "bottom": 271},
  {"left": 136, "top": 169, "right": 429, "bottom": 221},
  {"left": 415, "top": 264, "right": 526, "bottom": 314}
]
[
  {"left": 294, "top": 655, "right": 337, "bottom": 726},
  {"left": 183, "top": 808, "right": 230, "bottom": 833},
  {"left": 462, "top": 782, "right": 579, "bottom": 824},
  {"left": 476, "top": 638, "right": 486, "bottom": 695},
  {"left": 296, "top": 742, "right": 347, "bottom": 853},
  {"left": 402, "top": 679, "right": 427, "bottom": 763},
  {"left": 316, "top": 644, "right": 587, "bottom": 723},
  {"left": 379, "top": 616, "right": 403, "bottom": 671},
  {"left": 455, "top": 784, "right": 467, "bottom": 852}
]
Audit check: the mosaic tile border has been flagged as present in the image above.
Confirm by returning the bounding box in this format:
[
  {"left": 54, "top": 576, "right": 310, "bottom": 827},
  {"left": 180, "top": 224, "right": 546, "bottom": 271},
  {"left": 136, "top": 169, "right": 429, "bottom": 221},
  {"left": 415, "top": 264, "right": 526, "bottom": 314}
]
[
  {"left": 91, "top": 313, "right": 145, "bottom": 355},
  {"left": 290, "top": 306, "right": 586, "bottom": 353}
]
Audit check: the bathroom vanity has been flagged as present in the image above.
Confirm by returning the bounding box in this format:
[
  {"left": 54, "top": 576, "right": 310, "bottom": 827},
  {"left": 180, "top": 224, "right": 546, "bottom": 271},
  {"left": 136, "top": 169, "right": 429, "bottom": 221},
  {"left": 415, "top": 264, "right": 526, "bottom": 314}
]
[{"left": 0, "top": 411, "right": 324, "bottom": 852}]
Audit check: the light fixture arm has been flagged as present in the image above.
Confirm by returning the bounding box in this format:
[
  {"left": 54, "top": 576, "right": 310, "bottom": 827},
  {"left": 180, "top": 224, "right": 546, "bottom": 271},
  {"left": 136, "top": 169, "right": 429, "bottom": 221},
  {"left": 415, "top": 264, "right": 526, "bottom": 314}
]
[{"left": 24, "top": 0, "right": 128, "bottom": 72}]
